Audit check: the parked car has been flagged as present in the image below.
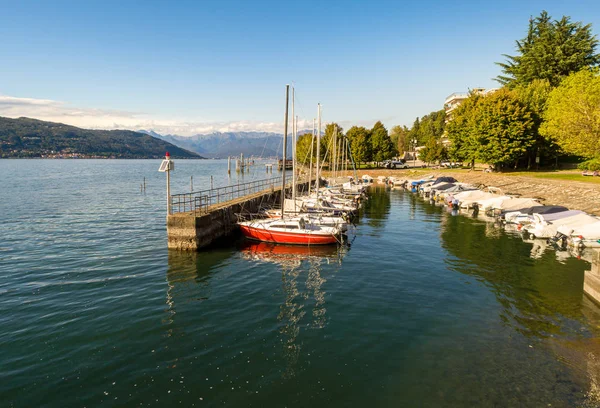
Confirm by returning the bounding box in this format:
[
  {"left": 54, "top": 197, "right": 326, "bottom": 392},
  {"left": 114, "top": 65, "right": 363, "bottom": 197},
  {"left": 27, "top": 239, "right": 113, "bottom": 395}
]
[
  {"left": 383, "top": 160, "right": 409, "bottom": 169},
  {"left": 440, "top": 161, "right": 462, "bottom": 168}
]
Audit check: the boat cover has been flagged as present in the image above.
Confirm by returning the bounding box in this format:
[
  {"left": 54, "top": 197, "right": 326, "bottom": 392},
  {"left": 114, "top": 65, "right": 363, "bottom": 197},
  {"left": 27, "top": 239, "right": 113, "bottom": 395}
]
[
  {"left": 558, "top": 220, "right": 600, "bottom": 237},
  {"left": 433, "top": 177, "right": 457, "bottom": 184},
  {"left": 494, "top": 198, "right": 540, "bottom": 212},
  {"left": 522, "top": 205, "right": 568, "bottom": 215},
  {"left": 533, "top": 210, "right": 584, "bottom": 223},
  {"left": 454, "top": 190, "right": 497, "bottom": 201}
]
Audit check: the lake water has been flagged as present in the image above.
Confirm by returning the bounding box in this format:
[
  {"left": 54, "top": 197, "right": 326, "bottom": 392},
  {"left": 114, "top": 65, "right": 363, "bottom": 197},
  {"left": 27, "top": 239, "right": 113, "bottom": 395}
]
[{"left": 2, "top": 159, "right": 600, "bottom": 407}]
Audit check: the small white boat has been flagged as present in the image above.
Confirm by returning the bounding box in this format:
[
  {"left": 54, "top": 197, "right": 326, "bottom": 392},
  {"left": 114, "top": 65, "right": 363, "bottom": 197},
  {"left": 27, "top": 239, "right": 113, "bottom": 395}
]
[
  {"left": 558, "top": 221, "right": 600, "bottom": 248},
  {"left": 361, "top": 174, "right": 374, "bottom": 184},
  {"left": 503, "top": 205, "right": 569, "bottom": 225},
  {"left": 454, "top": 190, "right": 500, "bottom": 209},
  {"left": 524, "top": 212, "right": 598, "bottom": 239}
]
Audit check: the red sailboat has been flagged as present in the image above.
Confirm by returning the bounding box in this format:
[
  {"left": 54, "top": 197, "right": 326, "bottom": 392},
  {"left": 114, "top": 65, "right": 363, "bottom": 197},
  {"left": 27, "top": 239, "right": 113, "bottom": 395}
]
[{"left": 239, "top": 217, "right": 341, "bottom": 245}]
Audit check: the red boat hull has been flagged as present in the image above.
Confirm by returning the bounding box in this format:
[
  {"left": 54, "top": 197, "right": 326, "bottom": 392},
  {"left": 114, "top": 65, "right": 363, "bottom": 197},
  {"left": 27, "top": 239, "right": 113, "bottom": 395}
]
[{"left": 239, "top": 225, "right": 338, "bottom": 245}]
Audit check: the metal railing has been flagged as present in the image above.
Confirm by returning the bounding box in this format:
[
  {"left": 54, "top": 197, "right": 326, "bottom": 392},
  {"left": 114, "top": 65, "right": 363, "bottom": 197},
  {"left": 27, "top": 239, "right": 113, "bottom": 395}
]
[{"left": 170, "top": 176, "right": 283, "bottom": 215}]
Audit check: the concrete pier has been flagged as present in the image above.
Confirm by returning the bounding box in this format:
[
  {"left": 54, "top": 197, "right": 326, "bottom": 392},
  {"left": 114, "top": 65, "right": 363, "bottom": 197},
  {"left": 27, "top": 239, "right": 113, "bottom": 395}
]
[
  {"left": 167, "top": 181, "right": 311, "bottom": 251},
  {"left": 584, "top": 249, "right": 600, "bottom": 304}
]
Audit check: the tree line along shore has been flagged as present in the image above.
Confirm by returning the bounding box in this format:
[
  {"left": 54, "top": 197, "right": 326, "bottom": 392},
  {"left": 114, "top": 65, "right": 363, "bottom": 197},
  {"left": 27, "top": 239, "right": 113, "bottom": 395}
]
[{"left": 301, "top": 11, "right": 600, "bottom": 173}]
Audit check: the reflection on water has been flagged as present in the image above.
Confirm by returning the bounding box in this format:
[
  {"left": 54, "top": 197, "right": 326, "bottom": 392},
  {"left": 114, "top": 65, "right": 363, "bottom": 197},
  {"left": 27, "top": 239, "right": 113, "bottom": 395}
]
[
  {"left": 239, "top": 241, "right": 343, "bottom": 266},
  {"left": 363, "top": 186, "right": 390, "bottom": 228},
  {"left": 440, "top": 212, "right": 592, "bottom": 338},
  {"left": 165, "top": 249, "right": 233, "bottom": 333},
  {"left": 240, "top": 241, "right": 347, "bottom": 379},
  {"left": 278, "top": 259, "right": 303, "bottom": 379},
  {"left": 437, "top": 199, "right": 600, "bottom": 405}
]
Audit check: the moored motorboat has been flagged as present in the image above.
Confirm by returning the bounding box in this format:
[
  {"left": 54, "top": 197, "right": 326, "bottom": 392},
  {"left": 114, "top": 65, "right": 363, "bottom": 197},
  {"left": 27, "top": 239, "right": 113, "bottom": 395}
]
[{"left": 523, "top": 212, "right": 597, "bottom": 239}]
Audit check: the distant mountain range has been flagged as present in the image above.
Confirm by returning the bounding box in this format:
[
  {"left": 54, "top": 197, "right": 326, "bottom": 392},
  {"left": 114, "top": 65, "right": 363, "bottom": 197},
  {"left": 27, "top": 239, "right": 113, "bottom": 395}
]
[
  {"left": 140, "top": 130, "right": 296, "bottom": 159},
  {"left": 0, "top": 115, "right": 307, "bottom": 160},
  {"left": 0, "top": 117, "right": 202, "bottom": 159}
]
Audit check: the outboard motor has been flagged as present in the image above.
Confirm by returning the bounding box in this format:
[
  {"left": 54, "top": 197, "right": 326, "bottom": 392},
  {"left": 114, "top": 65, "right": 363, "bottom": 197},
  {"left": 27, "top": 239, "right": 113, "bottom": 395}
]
[{"left": 548, "top": 232, "right": 568, "bottom": 250}]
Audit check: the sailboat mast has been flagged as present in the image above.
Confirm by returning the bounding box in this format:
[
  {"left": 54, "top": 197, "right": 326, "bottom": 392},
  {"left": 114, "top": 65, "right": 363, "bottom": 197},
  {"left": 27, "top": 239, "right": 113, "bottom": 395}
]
[
  {"left": 316, "top": 103, "right": 321, "bottom": 192},
  {"left": 333, "top": 127, "right": 337, "bottom": 180},
  {"left": 281, "top": 85, "right": 289, "bottom": 219},
  {"left": 308, "top": 118, "right": 315, "bottom": 193},
  {"left": 291, "top": 87, "right": 296, "bottom": 206},
  {"left": 343, "top": 136, "right": 348, "bottom": 174}
]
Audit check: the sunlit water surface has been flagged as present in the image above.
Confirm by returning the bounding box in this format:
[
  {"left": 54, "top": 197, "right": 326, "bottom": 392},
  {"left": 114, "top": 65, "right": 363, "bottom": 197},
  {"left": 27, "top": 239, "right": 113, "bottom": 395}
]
[{"left": 2, "top": 159, "right": 600, "bottom": 407}]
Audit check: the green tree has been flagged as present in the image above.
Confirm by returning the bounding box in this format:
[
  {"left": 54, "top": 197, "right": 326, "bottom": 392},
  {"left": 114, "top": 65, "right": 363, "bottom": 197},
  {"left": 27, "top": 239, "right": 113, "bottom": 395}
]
[
  {"left": 446, "top": 95, "right": 481, "bottom": 166},
  {"left": 407, "top": 110, "right": 445, "bottom": 148},
  {"left": 447, "top": 90, "right": 535, "bottom": 169},
  {"left": 371, "top": 121, "right": 394, "bottom": 162},
  {"left": 295, "top": 133, "right": 315, "bottom": 165},
  {"left": 320, "top": 122, "right": 344, "bottom": 162},
  {"left": 390, "top": 125, "right": 409, "bottom": 155},
  {"left": 346, "top": 126, "right": 372, "bottom": 166},
  {"left": 496, "top": 11, "right": 600, "bottom": 87},
  {"left": 419, "top": 137, "right": 446, "bottom": 164},
  {"left": 474, "top": 89, "right": 535, "bottom": 168},
  {"left": 541, "top": 68, "right": 600, "bottom": 158},
  {"left": 514, "top": 79, "right": 556, "bottom": 167},
  {"left": 407, "top": 117, "right": 421, "bottom": 146}
]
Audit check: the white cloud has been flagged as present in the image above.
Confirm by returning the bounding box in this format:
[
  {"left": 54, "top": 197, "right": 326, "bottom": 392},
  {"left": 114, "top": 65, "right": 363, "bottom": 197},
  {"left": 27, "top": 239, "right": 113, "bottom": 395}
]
[{"left": 0, "top": 94, "right": 309, "bottom": 136}]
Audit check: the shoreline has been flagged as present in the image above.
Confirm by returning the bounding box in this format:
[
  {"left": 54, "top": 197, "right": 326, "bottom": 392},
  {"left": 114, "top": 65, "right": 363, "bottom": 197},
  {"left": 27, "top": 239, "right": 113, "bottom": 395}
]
[{"left": 332, "top": 169, "right": 600, "bottom": 216}]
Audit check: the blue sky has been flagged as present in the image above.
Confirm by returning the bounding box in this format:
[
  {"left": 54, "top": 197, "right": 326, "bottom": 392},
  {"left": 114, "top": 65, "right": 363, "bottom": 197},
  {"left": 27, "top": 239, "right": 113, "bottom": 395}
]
[{"left": 1, "top": 0, "right": 599, "bottom": 135}]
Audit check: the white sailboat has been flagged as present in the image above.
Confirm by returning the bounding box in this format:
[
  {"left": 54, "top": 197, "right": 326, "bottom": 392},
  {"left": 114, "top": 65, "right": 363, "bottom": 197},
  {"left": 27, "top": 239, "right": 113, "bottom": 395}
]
[{"left": 239, "top": 85, "right": 343, "bottom": 245}]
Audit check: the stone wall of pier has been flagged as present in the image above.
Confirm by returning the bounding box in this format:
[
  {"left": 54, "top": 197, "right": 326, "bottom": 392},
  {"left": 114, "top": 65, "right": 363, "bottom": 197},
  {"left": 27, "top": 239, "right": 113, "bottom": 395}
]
[
  {"left": 167, "top": 181, "right": 311, "bottom": 251},
  {"left": 584, "top": 250, "right": 600, "bottom": 305}
]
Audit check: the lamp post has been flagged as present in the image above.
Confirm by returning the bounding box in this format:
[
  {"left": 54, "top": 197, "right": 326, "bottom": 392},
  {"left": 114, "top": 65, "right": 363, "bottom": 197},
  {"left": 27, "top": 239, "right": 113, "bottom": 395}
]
[{"left": 412, "top": 139, "right": 417, "bottom": 168}]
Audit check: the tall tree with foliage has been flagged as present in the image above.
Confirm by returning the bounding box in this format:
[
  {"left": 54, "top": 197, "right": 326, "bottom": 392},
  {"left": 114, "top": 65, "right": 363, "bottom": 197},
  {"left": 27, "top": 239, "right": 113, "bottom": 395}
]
[
  {"left": 419, "top": 137, "right": 447, "bottom": 164},
  {"left": 474, "top": 89, "right": 535, "bottom": 168},
  {"left": 446, "top": 95, "right": 482, "bottom": 166},
  {"left": 541, "top": 68, "right": 600, "bottom": 158},
  {"left": 346, "top": 126, "right": 372, "bottom": 166},
  {"left": 320, "top": 123, "right": 344, "bottom": 162},
  {"left": 496, "top": 11, "right": 600, "bottom": 87},
  {"left": 514, "top": 79, "right": 556, "bottom": 167},
  {"left": 390, "top": 125, "right": 409, "bottom": 155},
  {"left": 295, "top": 133, "right": 315, "bottom": 165},
  {"left": 371, "top": 121, "right": 395, "bottom": 162},
  {"left": 407, "top": 110, "right": 446, "bottom": 147},
  {"left": 447, "top": 90, "right": 535, "bottom": 169},
  {"left": 408, "top": 118, "right": 421, "bottom": 145}
]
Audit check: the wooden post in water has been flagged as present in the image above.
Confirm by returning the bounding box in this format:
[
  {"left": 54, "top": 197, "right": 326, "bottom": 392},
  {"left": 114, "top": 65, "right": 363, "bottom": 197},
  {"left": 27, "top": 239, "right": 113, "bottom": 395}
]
[
  {"left": 190, "top": 176, "right": 193, "bottom": 192},
  {"left": 228, "top": 156, "right": 231, "bottom": 175}
]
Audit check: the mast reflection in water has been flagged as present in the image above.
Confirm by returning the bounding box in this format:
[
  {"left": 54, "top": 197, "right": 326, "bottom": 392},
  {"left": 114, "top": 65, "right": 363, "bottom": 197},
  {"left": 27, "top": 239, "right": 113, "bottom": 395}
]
[{"left": 240, "top": 241, "right": 347, "bottom": 379}]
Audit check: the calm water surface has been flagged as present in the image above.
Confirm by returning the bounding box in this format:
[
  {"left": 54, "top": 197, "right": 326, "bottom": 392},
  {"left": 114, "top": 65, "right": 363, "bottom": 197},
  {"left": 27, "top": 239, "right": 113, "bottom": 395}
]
[{"left": 2, "top": 159, "right": 600, "bottom": 407}]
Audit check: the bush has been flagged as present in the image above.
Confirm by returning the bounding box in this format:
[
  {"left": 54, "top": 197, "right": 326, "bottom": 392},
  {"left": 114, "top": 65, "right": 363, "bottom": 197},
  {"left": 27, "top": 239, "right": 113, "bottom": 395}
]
[{"left": 577, "top": 158, "right": 600, "bottom": 171}]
